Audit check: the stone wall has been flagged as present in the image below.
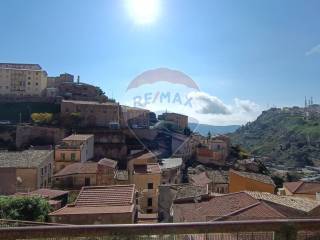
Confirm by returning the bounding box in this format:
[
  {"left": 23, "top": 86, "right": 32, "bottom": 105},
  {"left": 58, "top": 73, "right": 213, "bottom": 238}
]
[{"left": 16, "top": 125, "right": 65, "bottom": 149}]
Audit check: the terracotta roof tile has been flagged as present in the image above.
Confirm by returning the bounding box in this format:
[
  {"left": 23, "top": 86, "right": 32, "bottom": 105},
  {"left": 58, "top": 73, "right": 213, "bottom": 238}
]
[
  {"left": 231, "top": 169, "right": 275, "bottom": 185},
  {"left": 190, "top": 172, "right": 211, "bottom": 187},
  {"left": 75, "top": 185, "right": 135, "bottom": 207},
  {"left": 63, "top": 134, "right": 94, "bottom": 142},
  {"left": 54, "top": 162, "right": 98, "bottom": 177},
  {"left": 284, "top": 181, "right": 320, "bottom": 195}
]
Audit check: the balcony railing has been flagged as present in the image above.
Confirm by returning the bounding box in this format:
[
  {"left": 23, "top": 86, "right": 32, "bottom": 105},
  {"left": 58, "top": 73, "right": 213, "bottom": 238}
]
[{"left": 1, "top": 219, "right": 320, "bottom": 240}]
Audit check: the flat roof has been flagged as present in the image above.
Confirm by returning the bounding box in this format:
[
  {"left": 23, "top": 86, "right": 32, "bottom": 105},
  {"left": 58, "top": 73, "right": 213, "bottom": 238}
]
[
  {"left": 63, "top": 134, "right": 94, "bottom": 142},
  {"left": 62, "top": 100, "right": 118, "bottom": 106}
]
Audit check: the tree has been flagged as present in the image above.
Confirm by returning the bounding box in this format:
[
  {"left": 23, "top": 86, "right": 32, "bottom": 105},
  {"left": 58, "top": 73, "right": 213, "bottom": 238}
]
[
  {"left": 0, "top": 196, "right": 51, "bottom": 222},
  {"left": 207, "top": 131, "right": 212, "bottom": 139},
  {"left": 183, "top": 127, "right": 191, "bottom": 136},
  {"left": 31, "top": 113, "right": 53, "bottom": 125}
]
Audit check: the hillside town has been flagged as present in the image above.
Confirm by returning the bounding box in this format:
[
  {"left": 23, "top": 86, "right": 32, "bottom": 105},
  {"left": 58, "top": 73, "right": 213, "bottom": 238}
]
[{"left": 1, "top": 63, "right": 320, "bottom": 232}]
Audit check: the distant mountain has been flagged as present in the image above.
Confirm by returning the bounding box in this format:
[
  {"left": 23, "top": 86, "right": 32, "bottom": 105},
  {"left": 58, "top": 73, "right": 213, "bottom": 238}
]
[
  {"left": 189, "top": 122, "right": 240, "bottom": 136},
  {"left": 229, "top": 106, "right": 320, "bottom": 168}
]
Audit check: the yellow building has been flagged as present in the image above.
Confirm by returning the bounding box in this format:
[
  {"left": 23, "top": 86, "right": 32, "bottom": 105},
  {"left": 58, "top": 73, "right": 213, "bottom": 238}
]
[
  {"left": 133, "top": 163, "right": 161, "bottom": 214},
  {"left": 0, "top": 63, "right": 47, "bottom": 96},
  {"left": 54, "top": 134, "right": 94, "bottom": 172},
  {"left": 229, "top": 169, "right": 275, "bottom": 194}
]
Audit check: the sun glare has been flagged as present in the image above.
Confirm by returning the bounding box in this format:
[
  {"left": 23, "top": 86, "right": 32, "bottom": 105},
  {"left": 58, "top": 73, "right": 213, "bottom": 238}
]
[{"left": 126, "top": 0, "right": 160, "bottom": 25}]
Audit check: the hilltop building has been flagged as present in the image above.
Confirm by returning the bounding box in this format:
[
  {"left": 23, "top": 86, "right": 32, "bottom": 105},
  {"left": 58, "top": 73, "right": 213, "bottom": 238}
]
[
  {"left": 61, "top": 100, "right": 121, "bottom": 128},
  {"left": 158, "top": 112, "right": 188, "bottom": 130},
  {"left": 0, "top": 63, "right": 47, "bottom": 96}
]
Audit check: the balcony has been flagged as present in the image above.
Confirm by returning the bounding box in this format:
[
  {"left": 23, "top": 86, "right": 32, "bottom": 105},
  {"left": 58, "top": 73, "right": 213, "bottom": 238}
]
[{"left": 1, "top": 219, "right": 320, "bottom": 240}]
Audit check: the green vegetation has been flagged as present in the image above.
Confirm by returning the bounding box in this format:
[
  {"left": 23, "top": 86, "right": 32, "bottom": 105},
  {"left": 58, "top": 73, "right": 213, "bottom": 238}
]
[
  {"left": 0, "top": 102, "right": 60, "bottom": 123},
  {"left": 229, "top": 107, "right": 320, "bottom": 167},
  {"left": 0, "top": 196, "right": 51, "bottom": 222}
]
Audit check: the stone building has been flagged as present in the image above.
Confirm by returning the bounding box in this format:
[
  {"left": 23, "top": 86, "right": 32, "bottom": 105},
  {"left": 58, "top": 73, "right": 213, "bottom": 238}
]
[
  {"left": 53, "top": 158, "right": 118, "bottom": 189},
  {"left": 47, "top": 73, "right": 74, "bottom": 88},
  {"left": 54, "top": 134, "right": 94, "bottom": 172},
  {"left": 158, "top": 112, "right": 188, "bottom": 130},
  {"left": 159, "top": 158, "right": 183, "bottom": 185},
  {"left": 132, "top": 163, "right": 161, "bottom": 214},
  {"left": 229, "top": 169, "right": 275, "bottom": 193},
  {"left": 0, "top": 150, "right": 53, "bottom": 194},
  {"left": 49, "top": 185, "right": 136, "bottom": 224},
  {"left": 61, "top": 100, "right": 121, "bottom": 128},
  {"left": 121, "top": 106, "right": 150, "bottom": 128},
  {"left": 0, "top": 63, "right": 47, "bottom": 96}
]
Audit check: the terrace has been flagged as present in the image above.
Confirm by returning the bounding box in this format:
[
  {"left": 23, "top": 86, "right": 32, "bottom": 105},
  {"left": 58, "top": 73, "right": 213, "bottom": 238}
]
[{"left": 1, "top": 219, "right": 320, "bottom": 240}]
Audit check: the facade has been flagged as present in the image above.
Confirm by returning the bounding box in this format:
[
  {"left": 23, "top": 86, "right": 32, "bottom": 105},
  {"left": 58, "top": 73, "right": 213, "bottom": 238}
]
[
  {"left": 196, "top": 146, "right": 227, "bottom": 166},
  {"left": 158, "top": 184, "right": 208, "bottom": 222},
  {"left": 171, "top": 133, "right": 196, "bottom": 160},
  {"left": 189, "top": 170, "right": 229, "bottom": 194},
  {"left": 282, "top": 181, "right": 320, "bottom": 200},
  {"left": 0, "top": 150, "right": 53, "bottom": 194},
  {"left": 158, "top": 112, "right": 188, "bottom": 130},
  {"left": 47, "top": 73, "right": 74, "bottom": 88},
  {"left": 53, "top": 158, "right": 118, "bottom": 189},
  {"left": 50, "top": 185, "right": 136, "bottom": 224},
  {"left": 54, "top": 134, "right": 94, "bottom": 172},
  {"left": 61, "top": 100, "right": 121, "bottom": 128},
  {"left": 229, "top": 169, "right": 275, "bottom": 193},
  {"left": 131, "top": 162, "right": 161, "bottom": 214},
  {"left": 159, "top": 158, "right": 183, "bottom": 185},
  {"left": 121, "top": 106, "right": 150, "bottom": 128},
  {"left": 0, "top": 63, "right": 47, "bottom": 96}
]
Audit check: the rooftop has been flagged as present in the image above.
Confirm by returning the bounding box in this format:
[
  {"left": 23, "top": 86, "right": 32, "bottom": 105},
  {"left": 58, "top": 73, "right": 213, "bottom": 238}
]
[
  {"left": 160, "top": 158, "right": 183, "bottom": 170},
  {"left": 246, "top": 191, "right": 320, "bottom": 213},
  {"left": 230, "top": 169, "right": 275, "bottom": 186},
  {"left": 75, "top": 185, "right": 135, "bottom": 207},
  {"left": 283, "top": 181, "right": 320, "bottom": 194},
  {"left": 0, "top": 63, "right": 42, "bottom": 71},
  {"left": 62, "top": 100, "right": 118, "bottom": 106},
  {"left": 54, "top": 162, "right": 98, "bottom": 177},
  {"left": 173, "top": 191, "right": 319, "bottom": 222},
  {"left": 15, "top": 188, "right": 68, "bottom": 199},
  {"left": 98, "top": 158, "right": 117, "bottom": 169},
  {"left": 134, "top": 163, "right": 161, "bottom": 174},
  {"left": 49, "top": 185, "right": 135, "bottom": 216},
  {"left": 0, "top": 150, "right": 53, "bottom": 168},
  {"left": 63, "top": 134, "right": 94, "bottom": 142}
]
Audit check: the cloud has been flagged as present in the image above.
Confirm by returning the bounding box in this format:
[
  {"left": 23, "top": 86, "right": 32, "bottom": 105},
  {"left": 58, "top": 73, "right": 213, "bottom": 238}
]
[
  {"left": 188, "top": 92, "right": 231, "bottom": 115},
  {"left": 186, "top": 91, "right": 262, "bottom": 125},
  {"left": 306, "top": 44, "right": 320, "bottom": 56},
  {"left": 234, "top": 98, "right": 259, "bottom": 113}
]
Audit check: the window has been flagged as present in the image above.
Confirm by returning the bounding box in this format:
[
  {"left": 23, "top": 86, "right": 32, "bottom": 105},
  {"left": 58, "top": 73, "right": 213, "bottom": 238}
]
[
  {"left": 27, "top": 81, "right": 31, "bottom": 85},
  {"left": 71, "top": 153, "right": 76, "bottom": 161},
  {"left": 85, "top": 177, "right": 91, "bottom": 186},
  {"left": 61, "top": 153, "right": 65, "bottom": 160},
  {"left": 147, "top": 183, "right": 153, "bottom": 189},
  {"left": 35, "top": 82, "right": 38, "bottom": 86},
  {"left": 147, "top": 198, "right": 152, "bottom": 207},
  {"left": 41, "top": 168, "right": 44, "bottom": 176}
]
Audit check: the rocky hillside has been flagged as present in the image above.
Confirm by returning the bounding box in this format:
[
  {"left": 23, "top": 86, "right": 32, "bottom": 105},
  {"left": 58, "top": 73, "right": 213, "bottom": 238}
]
[{"left": 229, "top": 106, "right": 320, "bottom": 167}]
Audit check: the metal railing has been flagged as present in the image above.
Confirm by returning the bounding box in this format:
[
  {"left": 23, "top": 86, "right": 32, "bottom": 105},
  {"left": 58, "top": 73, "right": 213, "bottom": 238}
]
[{"left": 1, "top": 219, "right": 320, "bottom": 240}]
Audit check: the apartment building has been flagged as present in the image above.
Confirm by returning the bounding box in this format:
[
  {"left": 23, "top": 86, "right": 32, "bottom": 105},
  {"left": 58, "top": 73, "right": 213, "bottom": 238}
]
[
  {"left": 61, "top": 100, "right": 121, "bottom": 128},
  {"left": 0, "top": 63, "right": 47, "bottom": 96},
  {"left": 54, "top": 134, "right": 94, "bottom": 172},
  {"left": 0, "top": 150, "right": 53, "bottom": 194},
  {"left": 53, "top": 158, "right": 118, "bottom": 189}
]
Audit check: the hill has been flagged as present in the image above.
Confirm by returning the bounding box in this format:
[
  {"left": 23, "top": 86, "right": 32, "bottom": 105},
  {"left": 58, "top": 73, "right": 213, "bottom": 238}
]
[
  {"left": 189, "top": 122, "right": 240, "bottom": 136},
  {"left": 229, "top": 106, "right": 320, "bottom": 167}
]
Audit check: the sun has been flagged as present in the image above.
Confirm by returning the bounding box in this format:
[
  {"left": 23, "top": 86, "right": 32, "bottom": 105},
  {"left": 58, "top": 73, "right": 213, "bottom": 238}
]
[{"left": 126, "top": 0, "right": 160, "bottom": 25}]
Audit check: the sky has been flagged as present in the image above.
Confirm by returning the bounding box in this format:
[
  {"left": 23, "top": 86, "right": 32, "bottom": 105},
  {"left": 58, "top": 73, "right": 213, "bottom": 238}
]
[{"left": 1, "top": 0, "right": 320, "bottom": 125}]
